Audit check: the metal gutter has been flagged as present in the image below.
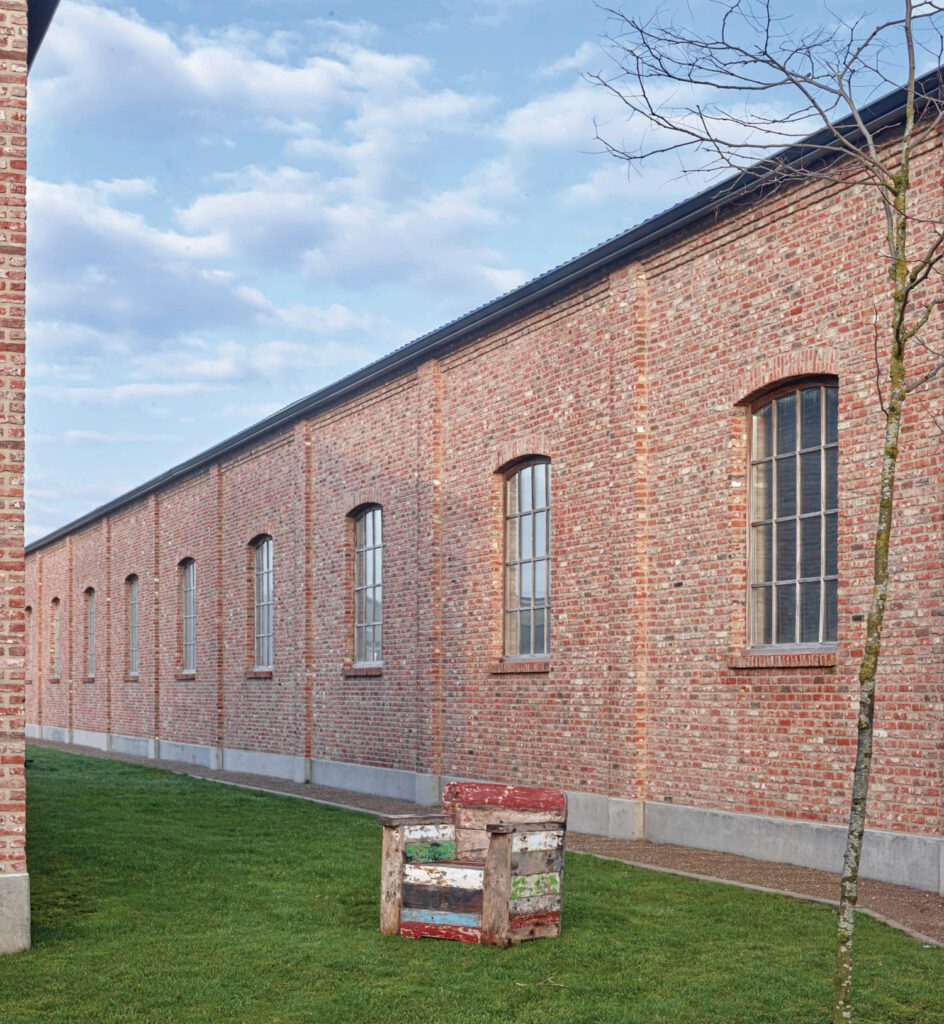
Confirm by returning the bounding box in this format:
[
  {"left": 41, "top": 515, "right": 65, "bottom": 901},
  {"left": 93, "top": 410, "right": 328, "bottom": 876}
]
[
  {"left": 25, "top": 67, "right": 942, "bottom": 554},
  {"left": 28, "top": 0, "right": 60, "bottom": 70}
]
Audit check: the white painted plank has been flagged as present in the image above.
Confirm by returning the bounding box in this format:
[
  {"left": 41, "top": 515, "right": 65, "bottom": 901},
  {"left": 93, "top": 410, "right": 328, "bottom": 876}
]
[
  {"left": 509, "top": 893, "right": 561, "bottom": 916},
  {"left": 403, "top": 823, "right": 455, "bottom": 843},
  {"left": 403, "top": 864, "right": 485, "bottom": 890},
  {"left": 511, "top": 830, "right": 562, "bottom": 852}
]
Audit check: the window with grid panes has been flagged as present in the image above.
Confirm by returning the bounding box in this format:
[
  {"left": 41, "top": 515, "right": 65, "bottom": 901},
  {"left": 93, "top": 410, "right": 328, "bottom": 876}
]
[
  {"left": 85, "top": 588, "right": 96, "bottom": 678},
  {"left": 25, "top": 606, "right": 32, "bottom": 682},
  {"left": 253, "top": 537, "right": 274, "bottom": 670},
  {"left": 750, "top": 383, "right": 838, "bottom": 646},
  {"left": 51, "top": 597, "right": 61, "bottom": 678},
  {"left": 504, "top": 460, "right": 551, "bottom": 657},
  {"left": 181, "top": 559, "right": 196, "bottom": 673},
  {"left": 127, "top": 575, "right": 139, "bottom": 676},
  {"left": 354, "top": 507, "right": 383, "bottom": 663}
]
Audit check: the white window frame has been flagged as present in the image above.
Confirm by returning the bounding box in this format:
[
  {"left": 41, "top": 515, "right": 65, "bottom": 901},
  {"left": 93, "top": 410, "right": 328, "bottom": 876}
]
[
  {"left": 504, "top": 459, "right": 551, "bottom": 658},
  {"left": 85, "top": 588, "right": 96, "bottom": 679},
  {"left": 253, "top": 537, "right": 274, "bottom": 671},
  {"left": 353, "top": 507, "right": 383, "bottom": 665},
  {"left": 127, "top": 575, "right": 139, "bottom": 677},
  {"left": 749, "top": 382, "right": 838, "bottom": 647},
  {"left": 181, "top": 559, "right": 196, "bottom": 673},
  {"left": 51, "top": 598, "right": 61, "bottom": 679}
]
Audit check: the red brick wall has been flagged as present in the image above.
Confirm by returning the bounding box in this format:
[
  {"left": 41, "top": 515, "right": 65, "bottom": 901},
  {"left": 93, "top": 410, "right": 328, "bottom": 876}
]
[
  {"left": 0, "top": 0, "right": 27, "bottom": 884},
  {"left": 24, "top": 130, "right": 944, "bottom": 845}
]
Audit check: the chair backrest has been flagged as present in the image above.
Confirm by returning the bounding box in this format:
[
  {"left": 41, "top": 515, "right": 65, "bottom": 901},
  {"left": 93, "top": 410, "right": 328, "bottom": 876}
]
[{"left": 442, "top": 783, "right": 567, "bottom": 861}]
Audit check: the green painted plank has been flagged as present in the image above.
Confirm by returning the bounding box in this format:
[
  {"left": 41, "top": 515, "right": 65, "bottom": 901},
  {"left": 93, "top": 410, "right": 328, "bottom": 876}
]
[
  {"left": 510, "top": 872, "right": 561, "bottom": 900},
  {"left": 404, "top": 840, "right": 458, "bottom": 863}
]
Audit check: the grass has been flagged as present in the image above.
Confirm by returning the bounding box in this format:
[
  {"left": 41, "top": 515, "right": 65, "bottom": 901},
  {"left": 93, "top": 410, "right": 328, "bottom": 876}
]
[{"left": 0, "top": 746, "right": 940, "bottom": 1024}]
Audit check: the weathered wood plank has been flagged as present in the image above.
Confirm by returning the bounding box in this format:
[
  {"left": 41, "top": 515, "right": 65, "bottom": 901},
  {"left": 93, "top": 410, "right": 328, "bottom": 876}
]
[
  {"left": 443, "top": 782, "right": 567, "bottom": 816},
  {"left": 404, "top": 840, "right": 457, "bottom": 863},
  {"left": 399, "top": 921, "right": 481, "bottom": 944},
  {"left": 455, "top": 827, "right": 489, "bottom": 861},
  {"left": 480, "top": 829, "right": 513, "bottom": 947},
  {"left": 403, "top": 863, "right": 484, "bottom": 889},
  {"left": 455, "top": 806, "right": 565, "bottom": 829},
  {"left": 400, "top": 909, "right": 481, "bottom": 928},
  {"left": 401, "top": 883, "right": 484, "bottom": 913},
  {"left": 511, "top": 849, "right": 563, "bottom": 875},
  {"left": 510, "top": 872, "right": 561, "bottom": 900},
  {"left": 509, "top": 911, "right": 562, "bottom": 944},
  {"left": 402, "top": 823, "right": 455, "bottom": 843},
  {"left": 511, "top": 829, "right": 563, "bottom": 852},
  {"left": 379, "top": 825, "right": 404, "bottom": 935},
  {"left": 377, "top": 813, "right": 452, "bottom": 828},
  {"left": 508, "top": 893, "right": 562, "bottom": 916},
  {"left": 509, "top": 910, "right": 561, "bottom": 932}
]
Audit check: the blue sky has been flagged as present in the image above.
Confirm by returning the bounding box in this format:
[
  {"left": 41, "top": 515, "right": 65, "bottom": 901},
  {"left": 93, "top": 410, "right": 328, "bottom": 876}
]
[{"left": 24, "top": 0, "right": 903, "bottom": 540}]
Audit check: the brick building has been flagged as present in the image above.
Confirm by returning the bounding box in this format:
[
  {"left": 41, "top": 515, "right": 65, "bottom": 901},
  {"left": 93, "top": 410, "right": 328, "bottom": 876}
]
[
  {"left": 23, "top": 74, "right": 944, "bottom": 895},
  {"left": 1, "top": 0, "right": 59, "bottom": 955}
]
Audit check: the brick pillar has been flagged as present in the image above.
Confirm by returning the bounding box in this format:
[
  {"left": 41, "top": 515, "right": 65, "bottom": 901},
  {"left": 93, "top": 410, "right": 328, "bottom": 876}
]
[{"left": 0, "top": 0, "right": 29, "bottom": 955}]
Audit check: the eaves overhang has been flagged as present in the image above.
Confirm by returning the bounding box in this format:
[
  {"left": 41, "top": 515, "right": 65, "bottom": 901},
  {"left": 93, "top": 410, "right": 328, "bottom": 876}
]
[
  {"left": 25, "top": 66, "right": 943, "bottom": 554},
  {"left": 28, "top": 0, "right": 60, "bottom": 70}
]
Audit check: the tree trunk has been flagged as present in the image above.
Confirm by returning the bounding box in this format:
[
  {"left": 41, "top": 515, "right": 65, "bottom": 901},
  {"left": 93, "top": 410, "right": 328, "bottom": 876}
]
[{"left": 832, "top": 349, "right": 907, "bottom": 1023}]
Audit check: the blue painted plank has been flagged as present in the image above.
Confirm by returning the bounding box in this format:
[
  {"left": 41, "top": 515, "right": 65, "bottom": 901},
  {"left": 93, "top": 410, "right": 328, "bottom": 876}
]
[{"left": 400, "top": 908, "right": 481, "bottom": 928}]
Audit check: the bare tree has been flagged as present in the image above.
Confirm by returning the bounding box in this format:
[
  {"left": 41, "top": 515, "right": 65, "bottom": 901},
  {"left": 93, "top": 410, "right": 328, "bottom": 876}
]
[{"left": 590, "top": 3, "right": 944, "bottom": 1021}]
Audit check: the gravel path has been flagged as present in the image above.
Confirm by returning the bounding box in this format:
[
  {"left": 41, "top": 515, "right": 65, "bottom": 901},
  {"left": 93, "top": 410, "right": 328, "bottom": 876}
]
[{"left": 29, "top": 738, "right": 943, "bottom": 946}]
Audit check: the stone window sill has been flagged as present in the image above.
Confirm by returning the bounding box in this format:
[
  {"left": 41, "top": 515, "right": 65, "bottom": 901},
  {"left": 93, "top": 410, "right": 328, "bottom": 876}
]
[
  {"left": 82, "top": 676, "right": 95, "bottom": 684},
  {"left": 726, "top": 647, "right": 838, "bottom": 670},
  {"left": 247, "top": 669, "right": 273, "bottom": 680},
  {"left": 490, "top": 659, "right": 551, "bottom": 675},
  {"left": 344, "top": 663, "right": 383, "bottom": 678},
  {"left": 126, "top": 674, "right": 139, "bottom": 683},
  {"left": 176, "top": 671, "right": 196, "bottom": 681}
]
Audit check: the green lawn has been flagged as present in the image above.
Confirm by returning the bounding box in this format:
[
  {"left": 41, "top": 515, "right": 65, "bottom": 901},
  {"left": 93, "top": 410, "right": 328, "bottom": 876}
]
[{"left": 1, "top": 746, "right": 940, "bottom": 1024}]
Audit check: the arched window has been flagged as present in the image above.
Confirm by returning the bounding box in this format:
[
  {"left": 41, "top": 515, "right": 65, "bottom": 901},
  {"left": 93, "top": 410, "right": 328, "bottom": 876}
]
[
  {"left": 353, "top": 507, "right": 382, "bottom": 664},
  {"left": 51, "top": 597, "right": 61, "bottom": 679},
  {"left": 180, "top": 559, "right": 196, "bottom": 673},
  {"left": 84, "top": 587, "right": 96, "bottom": 679},
  {"left": 24, "top": 606, "right": 32, "bottom": 684},
  {"left": 504, "top": 459, "right": 551, "bottom": 658},
  {"left": 750, "top": 381, "right": 838, "bottom": 646},
  {"left": 252, "top": 536, "right": 274, "bottom": 671},
  {"left": 126, "top": 575, "right": 139, "bottom": 677}
]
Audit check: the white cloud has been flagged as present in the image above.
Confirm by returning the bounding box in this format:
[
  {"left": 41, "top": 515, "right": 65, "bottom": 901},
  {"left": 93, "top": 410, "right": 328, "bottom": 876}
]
[
  {"left": 31, "top": 381, "right": 219, "bottom": 403},
  {"left": 132, "top": 337, "right": 375, "bottom": 385},
  {"left": 30, "top": 178, "right": 227, "bottom": 261},
  {"left": 218, "top": 401, "right": 288, "bottom": 421},
  {"left": 64, "top": 429, "right": 184, "bottom": 444},
  {"left": 499, "top": 81, "right": 610, "bottom": 148},
  {"left": 535, "top": 41, "right": 599, "bottom": 78},
  {"left": 446, "top": 0, "right": 542, "bottom": 28}
]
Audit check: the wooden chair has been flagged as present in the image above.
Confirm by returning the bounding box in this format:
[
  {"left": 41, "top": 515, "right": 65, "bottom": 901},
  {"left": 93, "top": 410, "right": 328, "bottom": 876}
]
[{"left": 378, "top": 782, "right": 567, "bottom": 946}]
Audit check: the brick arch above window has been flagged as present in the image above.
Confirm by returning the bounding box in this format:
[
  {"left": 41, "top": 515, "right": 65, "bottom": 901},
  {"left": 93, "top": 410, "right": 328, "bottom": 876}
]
[
  {"left": 733, "top": 348, "right": 838, "bottom": 407},
  {"left": 343, "top": 491, "right": 385, "bottom": 518},
  {"left": 496, "top": 435, "right": 552, "bottom": 474}
]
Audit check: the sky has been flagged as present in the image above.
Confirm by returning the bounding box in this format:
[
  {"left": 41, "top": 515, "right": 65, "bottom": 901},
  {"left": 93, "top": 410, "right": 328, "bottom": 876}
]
[{"left": 24, "top": 0, "right": 912, "bottom": 542}]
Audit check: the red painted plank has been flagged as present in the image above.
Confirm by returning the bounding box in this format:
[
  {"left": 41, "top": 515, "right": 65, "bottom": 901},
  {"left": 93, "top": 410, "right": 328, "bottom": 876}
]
[
  {"left": 442, "top": 782, "right": 566, "bottom": 815},
  {"left": 509, "top": 911, "right": 561, "bottom": 931},
  {"left": 399, "top": 921, "right": 482, "bottom": 944}
]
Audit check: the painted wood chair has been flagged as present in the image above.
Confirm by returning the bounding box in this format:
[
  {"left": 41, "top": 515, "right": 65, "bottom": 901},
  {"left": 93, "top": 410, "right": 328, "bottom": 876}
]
[{"left": 378, "top": 782, "right": 567, "bottom": 946}]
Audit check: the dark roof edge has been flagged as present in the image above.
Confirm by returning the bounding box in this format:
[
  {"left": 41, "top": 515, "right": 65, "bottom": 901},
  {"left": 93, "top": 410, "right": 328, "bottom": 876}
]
[
  {"left": 28, "top": 0, "right": 61, "bottom": 70},
  {"left": 26, "top": 66, "right": 941, "bottom": 555}
]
